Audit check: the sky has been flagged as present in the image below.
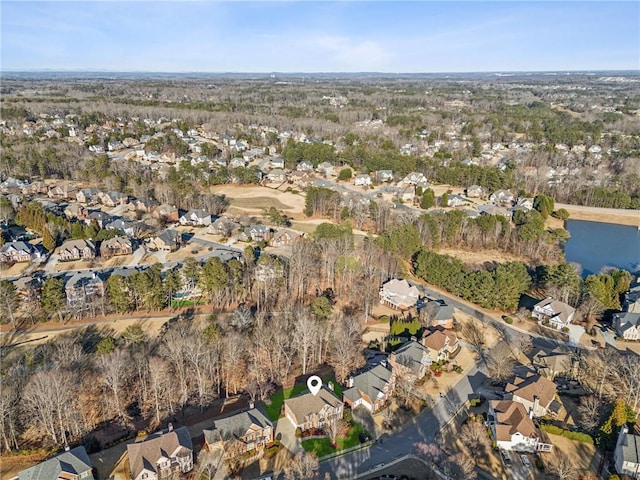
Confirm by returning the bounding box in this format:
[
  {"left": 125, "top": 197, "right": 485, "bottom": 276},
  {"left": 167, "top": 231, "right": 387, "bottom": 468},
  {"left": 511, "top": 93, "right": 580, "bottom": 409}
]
[{"left": 1, "top": 1, "right": 638, "bottom": 73}]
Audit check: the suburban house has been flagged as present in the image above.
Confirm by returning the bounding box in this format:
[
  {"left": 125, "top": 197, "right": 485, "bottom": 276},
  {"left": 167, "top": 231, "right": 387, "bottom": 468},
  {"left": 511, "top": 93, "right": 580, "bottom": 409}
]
[
  {"left": 266, "top": 168, "right": 286, "bottom": 183},
  {"left": 64, "top": 203, "right": 88, "bottom": 221},
  {"left": 18, "top": 446, "right": 94, "bottom": 480},
  {"left": 100, "top": 236, "right": 134, "bottom": 258},
  {"left": 489, "top": 189, "right": 515, "bottom": 206},
  {"left": 284, "top": 387, "right": 343, "bottom": 433},
  {"left": 421, "top": 299, "right": 456, "bottom": 329},
  {"left": 58, "top": 239, "right": 97, "bottom": 262},
  {"left": 465, "top": 185, "right": 485, "bottom": 198},
  {"left": 48, "top": 184, "right": 77, "bottom": 200},
  {"left": 65, "top": 272, "right": 105, "bottom": 306},
  {"left": 446, "top": 194, "right": 467, "bottom": 207},
  {"left": 0, "top": 241, "right": 42, "bottom": 263},
  {"left": 126, "top": 426, "right": 193, "bottom": 480},
  {"left": 203, "top": 406, "right": 274, "bottom": 460},
  {"left": 343, "top": 364, "right": 396, "bottom": 413},
  {"left": 623, "top": 281, "right": 640, "bottom": 313},
  {"left": 179, "top": 209, "right": 212, "bottom": 226},
  {"left": 401, "top": 172, "right": 429, "bottom": 187},
  {"left": 270, "top": 157, "right": 285, "bottom": 169},
  {"left": 478, "top": 204, "right": 512, "bottom": 220},
  {"left": 296, "top": 161, "right": 314, "bottom": 172},
  {"left": 615, "top": 425, "right": 640, "bottom": 479},
  {"left": 530, "top": 346, "right": 576, "bottom": 380},
  {"left": 532, "top": 297, "right": 576, "bottom": 330},
  {"left": 354, "top": 174, "right": 372, "bottom": 187},
  {"left": 270, "top": 229, "right": 302, "bottom": 247},
  {"left": 488, "top": 400, "right": 553, "bottom": 453},
  {"left": 505, "top": 371, "right": 558, "bottom": 418},
  {"left": 379, "top": 278, "right": 420, "bottom": 310},
  {"left": 129, "top": 198, "right": 157, "bottom": 213},
  {"left": 148, "top": 229, "right": 182, "bottom": 251},
  {"left": 99, "top": 191, "right": 128, "bottom": 207},
  {"left": 316, "top": 162, "right": 335, "bottom": 176},
  {"left": 375, "top": 170, "right": 394, "bottom": 183},
  {"left": 12, "top": 275, "right": 43, "bottom": 303},
  {"left": 154, "top": 204, "right": 179, "bottom": 223},
  {"left": 106, "top": 219, "right": 141, "bottom": 237},
  {"left": 515, "top": 197, "right": 534, "bottom": 211},
  {"left": 421, "top": 327, "right": 461, "bottom": 362},
  {"left": 389, "top": 340, "right": 433, "bottom": 382},
  {"left": 85, "top": 211, "right": 113, "bottom": 229},
  {"left": 240, "top": 225, "right": 273, "bottom": 242},
  {"left": 207, "top": 217, "right": 240, "bottom": 237},
  {"left": 613, "top": 312, "right": 640, "bottom": 341}
]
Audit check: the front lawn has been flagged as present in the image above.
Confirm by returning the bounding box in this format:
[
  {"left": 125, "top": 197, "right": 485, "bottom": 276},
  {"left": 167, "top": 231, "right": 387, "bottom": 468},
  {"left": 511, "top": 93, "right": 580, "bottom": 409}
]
[
  {"left": 301, "top": 423, "right": 367, "bottom": 457},
  {"left": 264, "top": 383, "right": 308, "bottom": 421}
]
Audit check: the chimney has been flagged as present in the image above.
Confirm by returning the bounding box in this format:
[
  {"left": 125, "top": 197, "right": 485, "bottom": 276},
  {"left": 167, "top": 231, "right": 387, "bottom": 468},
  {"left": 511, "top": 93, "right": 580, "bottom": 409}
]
[
  {"left": 249, "top": 401, "right": 255, "bottom": 409},
  {"left": 168, "top": 422, "right": 173, "bottom": 432},
  {"left": 328, "top": 381, "right": 334, "bottom": 392},
  {"left": 348, "top": 377, "right": 354, "bottom": 388},
  {"left": 531, "top": 396, "right": 539, "bottom": 419},
  {"left": 64, "top": 445, "right": 70, "bottom": 452}
]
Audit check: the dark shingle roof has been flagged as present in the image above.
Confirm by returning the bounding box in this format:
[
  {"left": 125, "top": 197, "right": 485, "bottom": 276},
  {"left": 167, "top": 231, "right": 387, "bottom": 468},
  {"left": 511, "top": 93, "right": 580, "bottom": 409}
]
[
  {"left": 18, "top": 446, "right": 93, "bottom": 480},
  {"left": 343, "top": 365, "right": 393, "bottom": 404},
  {"left": 203, "top": 407, "right": 272, "bottom": 444}
]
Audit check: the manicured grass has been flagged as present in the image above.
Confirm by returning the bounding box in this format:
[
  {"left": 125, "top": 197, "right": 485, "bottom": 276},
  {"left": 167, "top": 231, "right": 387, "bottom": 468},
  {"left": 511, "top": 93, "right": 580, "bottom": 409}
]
[
  {"left": 301, "top": 423, "right": 367, "bottom": 457},
  {"left": 323, "top": 377, "right": 343, "bottom": 397},
  {"left": 171, "top": 299, "right": 204, "bottom": 308},
  {"left": 264, "top": 383, "right": 308, "bottom": 421}
]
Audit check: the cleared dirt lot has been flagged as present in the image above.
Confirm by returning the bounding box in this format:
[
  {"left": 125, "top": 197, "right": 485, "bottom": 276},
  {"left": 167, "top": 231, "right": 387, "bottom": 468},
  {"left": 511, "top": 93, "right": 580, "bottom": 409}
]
[{"left": 211, "top": 185, "right": 306, "bottom": 214}]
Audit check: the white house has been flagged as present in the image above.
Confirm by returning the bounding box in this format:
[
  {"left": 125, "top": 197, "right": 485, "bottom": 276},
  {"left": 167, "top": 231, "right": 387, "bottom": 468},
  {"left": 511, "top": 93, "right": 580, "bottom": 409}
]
[
  {"left": 615, "top": 425, "right": 640, "bottom": 479},
  {"left": 532, "top": 297, "right": 576, "bottom": 329},
  {"left": 446, "top": 194, "right": 467, "bottom": 207},
  {"left": 488, "top": 400, "right": 553, "bottom": 453},
  {"left": 379, "top": 278, "right": 420, "bottom": 310},
  {"left": 354, "top": 174, "right": 372, "bottom": 187},
  {"left": 505, "top": 372, "right": 558, "bottom": 418},
  {"left": 179, "top": 209, "right": 212, "bottom": 226},
  {"left": 613, "top": 312, "right": 640, "bottom": 341}
]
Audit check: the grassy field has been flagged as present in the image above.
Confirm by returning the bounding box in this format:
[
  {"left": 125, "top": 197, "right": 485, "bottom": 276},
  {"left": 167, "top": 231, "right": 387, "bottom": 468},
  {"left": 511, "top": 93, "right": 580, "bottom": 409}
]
[
  {"left": 264, "top": 383, "right": 308, "bottom": 421},
  {"left": 228, "top": 196, "right": 294, "bottom": 211},
  {"left": 301, "top": 423, "right": 366, "bottom": 457}
]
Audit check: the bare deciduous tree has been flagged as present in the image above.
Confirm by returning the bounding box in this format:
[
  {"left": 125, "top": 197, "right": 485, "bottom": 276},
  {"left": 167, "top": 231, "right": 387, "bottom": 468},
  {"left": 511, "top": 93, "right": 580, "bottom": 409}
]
[
  {"left": 460, "top": 420, "right": 490, "bottom": 458},
  {"left": 284, "top": 452, "right": 319, "bottom": 480},
  {"left": 547, "top": 453, "right": 576, "bottom": 480}
]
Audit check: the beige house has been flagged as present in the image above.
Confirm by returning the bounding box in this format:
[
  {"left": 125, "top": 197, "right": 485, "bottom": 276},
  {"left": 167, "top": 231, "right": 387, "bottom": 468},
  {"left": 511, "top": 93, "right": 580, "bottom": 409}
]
[
  {"left": 100, "top": 236, "right": 134, "bottom": 258},
  {"left": 488, "top": 400, "right": 553, "bottom": 453},
  {"left": 284, "top": 387, "right": 343, "bottom": 433},
  {"left": 126, "top": 426, "right": 193, "bottom": 480},
  {"left": 343, "top": 365, "right": 395, "bottom": 413},
  {"left": 505, "top": 371, "right": 558, "bottom": 418},
  {"left": 58, "top": 239, "right": 96, "bottom": 262},
  {"left": 389, "top": 340, "right": 433, "bottom": 382},
  {"left": 0, "top": 241, "right": 41, "bottom": 263},
  {"left": 203, "top": 407, "right": 273, "bottom": 460},
  {"left": 379, "top": 278, "right": 420, "bottom": 310},
  {"left": 421, "top": 327, "right": 460, "bottom": 362}
]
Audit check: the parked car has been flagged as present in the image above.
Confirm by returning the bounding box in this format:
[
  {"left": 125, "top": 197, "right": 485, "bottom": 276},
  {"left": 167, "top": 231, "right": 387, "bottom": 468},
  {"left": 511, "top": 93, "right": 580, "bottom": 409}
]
[
  {"left": 501, "top": 450, "right": 512, "bottom": 467},
  {"left": 521, "top": 455, "right": 531, "bottom": 469}
]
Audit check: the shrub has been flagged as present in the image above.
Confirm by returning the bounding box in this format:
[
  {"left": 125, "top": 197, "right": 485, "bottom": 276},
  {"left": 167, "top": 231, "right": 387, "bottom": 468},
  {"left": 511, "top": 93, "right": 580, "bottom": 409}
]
[
  {"left": 540, "top": 423, "right": 594, "bottom": 444},
  {"left": 295, "top": 428, "right": 302, "bottom": 438},
  {"left": 552, "top": 208, "right": 570, "bottom": 220},
  {"left": 503, "top": 316, "right": 514, "bottom": 324},
  {"left": 470, "top": 398, "right": 482, "bottom": 407},
  {"left": 453, "top": 365, "right": 463, "bottom": 374},
  {"left": 561, "top": 326, "right": 570, "bottom": 333}
]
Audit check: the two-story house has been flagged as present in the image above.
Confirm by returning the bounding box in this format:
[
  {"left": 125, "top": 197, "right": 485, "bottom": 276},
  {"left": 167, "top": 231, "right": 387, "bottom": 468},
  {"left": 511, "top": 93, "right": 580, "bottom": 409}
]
[
  {"left": 18, "top": 446, "right": 94, "bottom": 480},
  {"left": 389, "top": 340, "right": 433, "bottom": 382},
  {"left": 284, "top": 387, "right": 343, "bottom": 433},
  {"left": 65, "top": 272, "right": 105, "bottom": 307},
  {"left": 126, "top": 426, "right": 193, "bottom": 480},
  {"left": 504, "top": 371, "right": 558, "bottom": 418},
  {"left": 615, "top": 425, "right": 640, "bottom": 479},
  {"left": 343, "top": 364, "right": 395, "bottom": 413},
  {"left": 421, "top": 300, "right": 456, "bottom": 329},
  {"left": 421, "top": 327, "right": 461, "bottom": 362},
  {"left": 240, "top": 225, "right": 273, "bottom": 242},
  {"left": 207, "top": 217, "right": 241, "bottom": 237},
  {"left": 153, "top": 204, "right": 179, "bottom": 223},
  {"left": 148, "top": 229, "right": 182, "bottom": 252},
  {"left": 379, "top": 278, "right": 420, "bottom": 310},
  {"left": 100, "top": 236, "right": 134, "bottom": 258},
  {"left": 488, "top": 400, "right": 553, "bottom": 453},
  {"left": 530, "top": 345, "right": 576, "bottom": 380},
  {"left": 99, "top": 191, "right": 128, "bottom": 207},
  {"left": 58, "top": 239, "right": 96, "bottom": 262},
  {"left": 614, "top": 312, "right": 640, "bottom": 341},
  {"left": 203, "top": 406, "right": 274, "bottom": 460},
  {"left": 179, "top": 209, "right": 212, "bottom": 226},
  {"left": 532, "top": 297, "right": 576, "bottom": 330},
  {"left": 354, "top": 174, "right": 372, "bottom": 187},
  {"left": 0, "top": 241, "right": 42, "bottom": 263},
  {"left": 270, "top": 229, "right": 302, "bottom": 247}
]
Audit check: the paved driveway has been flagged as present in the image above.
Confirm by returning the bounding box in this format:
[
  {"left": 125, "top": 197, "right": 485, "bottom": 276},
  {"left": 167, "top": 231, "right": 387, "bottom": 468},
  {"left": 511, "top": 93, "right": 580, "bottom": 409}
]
[{"left": 275, "top": 418, "right": 302, "bottom": 455}]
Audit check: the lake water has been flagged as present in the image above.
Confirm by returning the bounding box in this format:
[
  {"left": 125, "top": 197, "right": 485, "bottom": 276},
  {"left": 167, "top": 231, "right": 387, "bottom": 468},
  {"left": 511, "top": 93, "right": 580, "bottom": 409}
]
[{"left": 564, "top": 219, "right": 640, "bottom": 276}]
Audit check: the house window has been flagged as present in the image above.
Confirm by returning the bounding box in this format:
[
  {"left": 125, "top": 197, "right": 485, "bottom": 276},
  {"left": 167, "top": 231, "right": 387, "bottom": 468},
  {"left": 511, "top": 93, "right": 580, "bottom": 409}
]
[{"left": 142, "top": 474, "right": 148, "bottom": 479}]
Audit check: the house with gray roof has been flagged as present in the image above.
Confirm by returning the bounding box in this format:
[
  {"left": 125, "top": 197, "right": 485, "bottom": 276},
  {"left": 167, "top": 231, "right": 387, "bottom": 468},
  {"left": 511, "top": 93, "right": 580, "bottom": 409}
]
[
  {"left": 623, "top": 281, "right": 640, "bottom": 314},
  {"left": 533, "top": 297, "right": 576, "bottom": 330},
  {"left": 615, "top": 425, "right": 640, "bottom": 479},
  {"left": 148, "top": 229, "right": 182, "bottom": 252},
  {"left": 389, "top": 340, "right": 433, "bottom": 382},
  {"left": 18, "top": 446, "right": 93, "bottom": 480},
  {"left": 422, "top": 299, "right": 456, "bottom": 329},
  {"left": 203, "top": 407, "right": 273, "bottom": 460},
  {"left": 58, "top": 239, "right": 96, "bottom": 262},
  {"left": 65, "top": 271, "right": 105, "bottom": 307},
  {"left": 284, "top": 387, "right": 343, "bottom": 433},
  {"left": 0, "top": 241, "right": 42, "bottom": 263},
  {"left": 614, "top": 312, "right": 640, "bottom": 341},
  {"left": 179, "top": 209, "right": 212, "bottom": 226},
  {"left": 126, "top": 426, "right": 193, "bottom": 480},
  {"left": 343, "top": 364, "right": 395, "bottom": 413},
  {"left": 100, "top": 236, "right": 134, "bottom": 258}
]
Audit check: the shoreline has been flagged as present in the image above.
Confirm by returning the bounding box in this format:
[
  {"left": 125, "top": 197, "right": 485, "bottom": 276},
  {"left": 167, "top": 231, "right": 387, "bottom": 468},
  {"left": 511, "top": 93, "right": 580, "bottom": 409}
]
[{"left": 556, "top": 203, "right": 640, "bottom": 228}]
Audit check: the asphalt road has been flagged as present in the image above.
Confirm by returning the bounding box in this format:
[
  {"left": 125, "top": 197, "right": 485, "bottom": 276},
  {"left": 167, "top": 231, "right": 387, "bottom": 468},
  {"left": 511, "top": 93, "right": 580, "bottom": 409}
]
[{"left": 319, "top": 365, "right": 487, "bottom": 479}]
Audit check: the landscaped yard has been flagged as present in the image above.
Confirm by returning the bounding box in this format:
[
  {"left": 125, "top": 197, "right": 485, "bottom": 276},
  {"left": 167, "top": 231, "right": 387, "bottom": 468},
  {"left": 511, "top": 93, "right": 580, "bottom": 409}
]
[
  {"left": 263, "top": 383, "right": 308, "bottom": 421},
  {"left": 300, "top": 423, "right": 367, "bottom": 457},
  {"left": 263, "top": 376, "right": 342, "bottom": 422}
]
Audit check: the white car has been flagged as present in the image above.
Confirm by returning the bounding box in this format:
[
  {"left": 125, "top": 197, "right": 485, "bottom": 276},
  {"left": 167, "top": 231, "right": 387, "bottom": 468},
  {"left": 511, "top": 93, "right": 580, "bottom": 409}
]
[{"left": 521, "top": 455, "right": 532, "bottom": 468}]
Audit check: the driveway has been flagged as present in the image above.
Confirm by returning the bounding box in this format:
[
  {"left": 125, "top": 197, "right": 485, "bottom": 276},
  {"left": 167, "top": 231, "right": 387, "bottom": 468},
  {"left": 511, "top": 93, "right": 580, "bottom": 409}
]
[{"left": 275, "top": 418, "right": 302, "bottom": 455}]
